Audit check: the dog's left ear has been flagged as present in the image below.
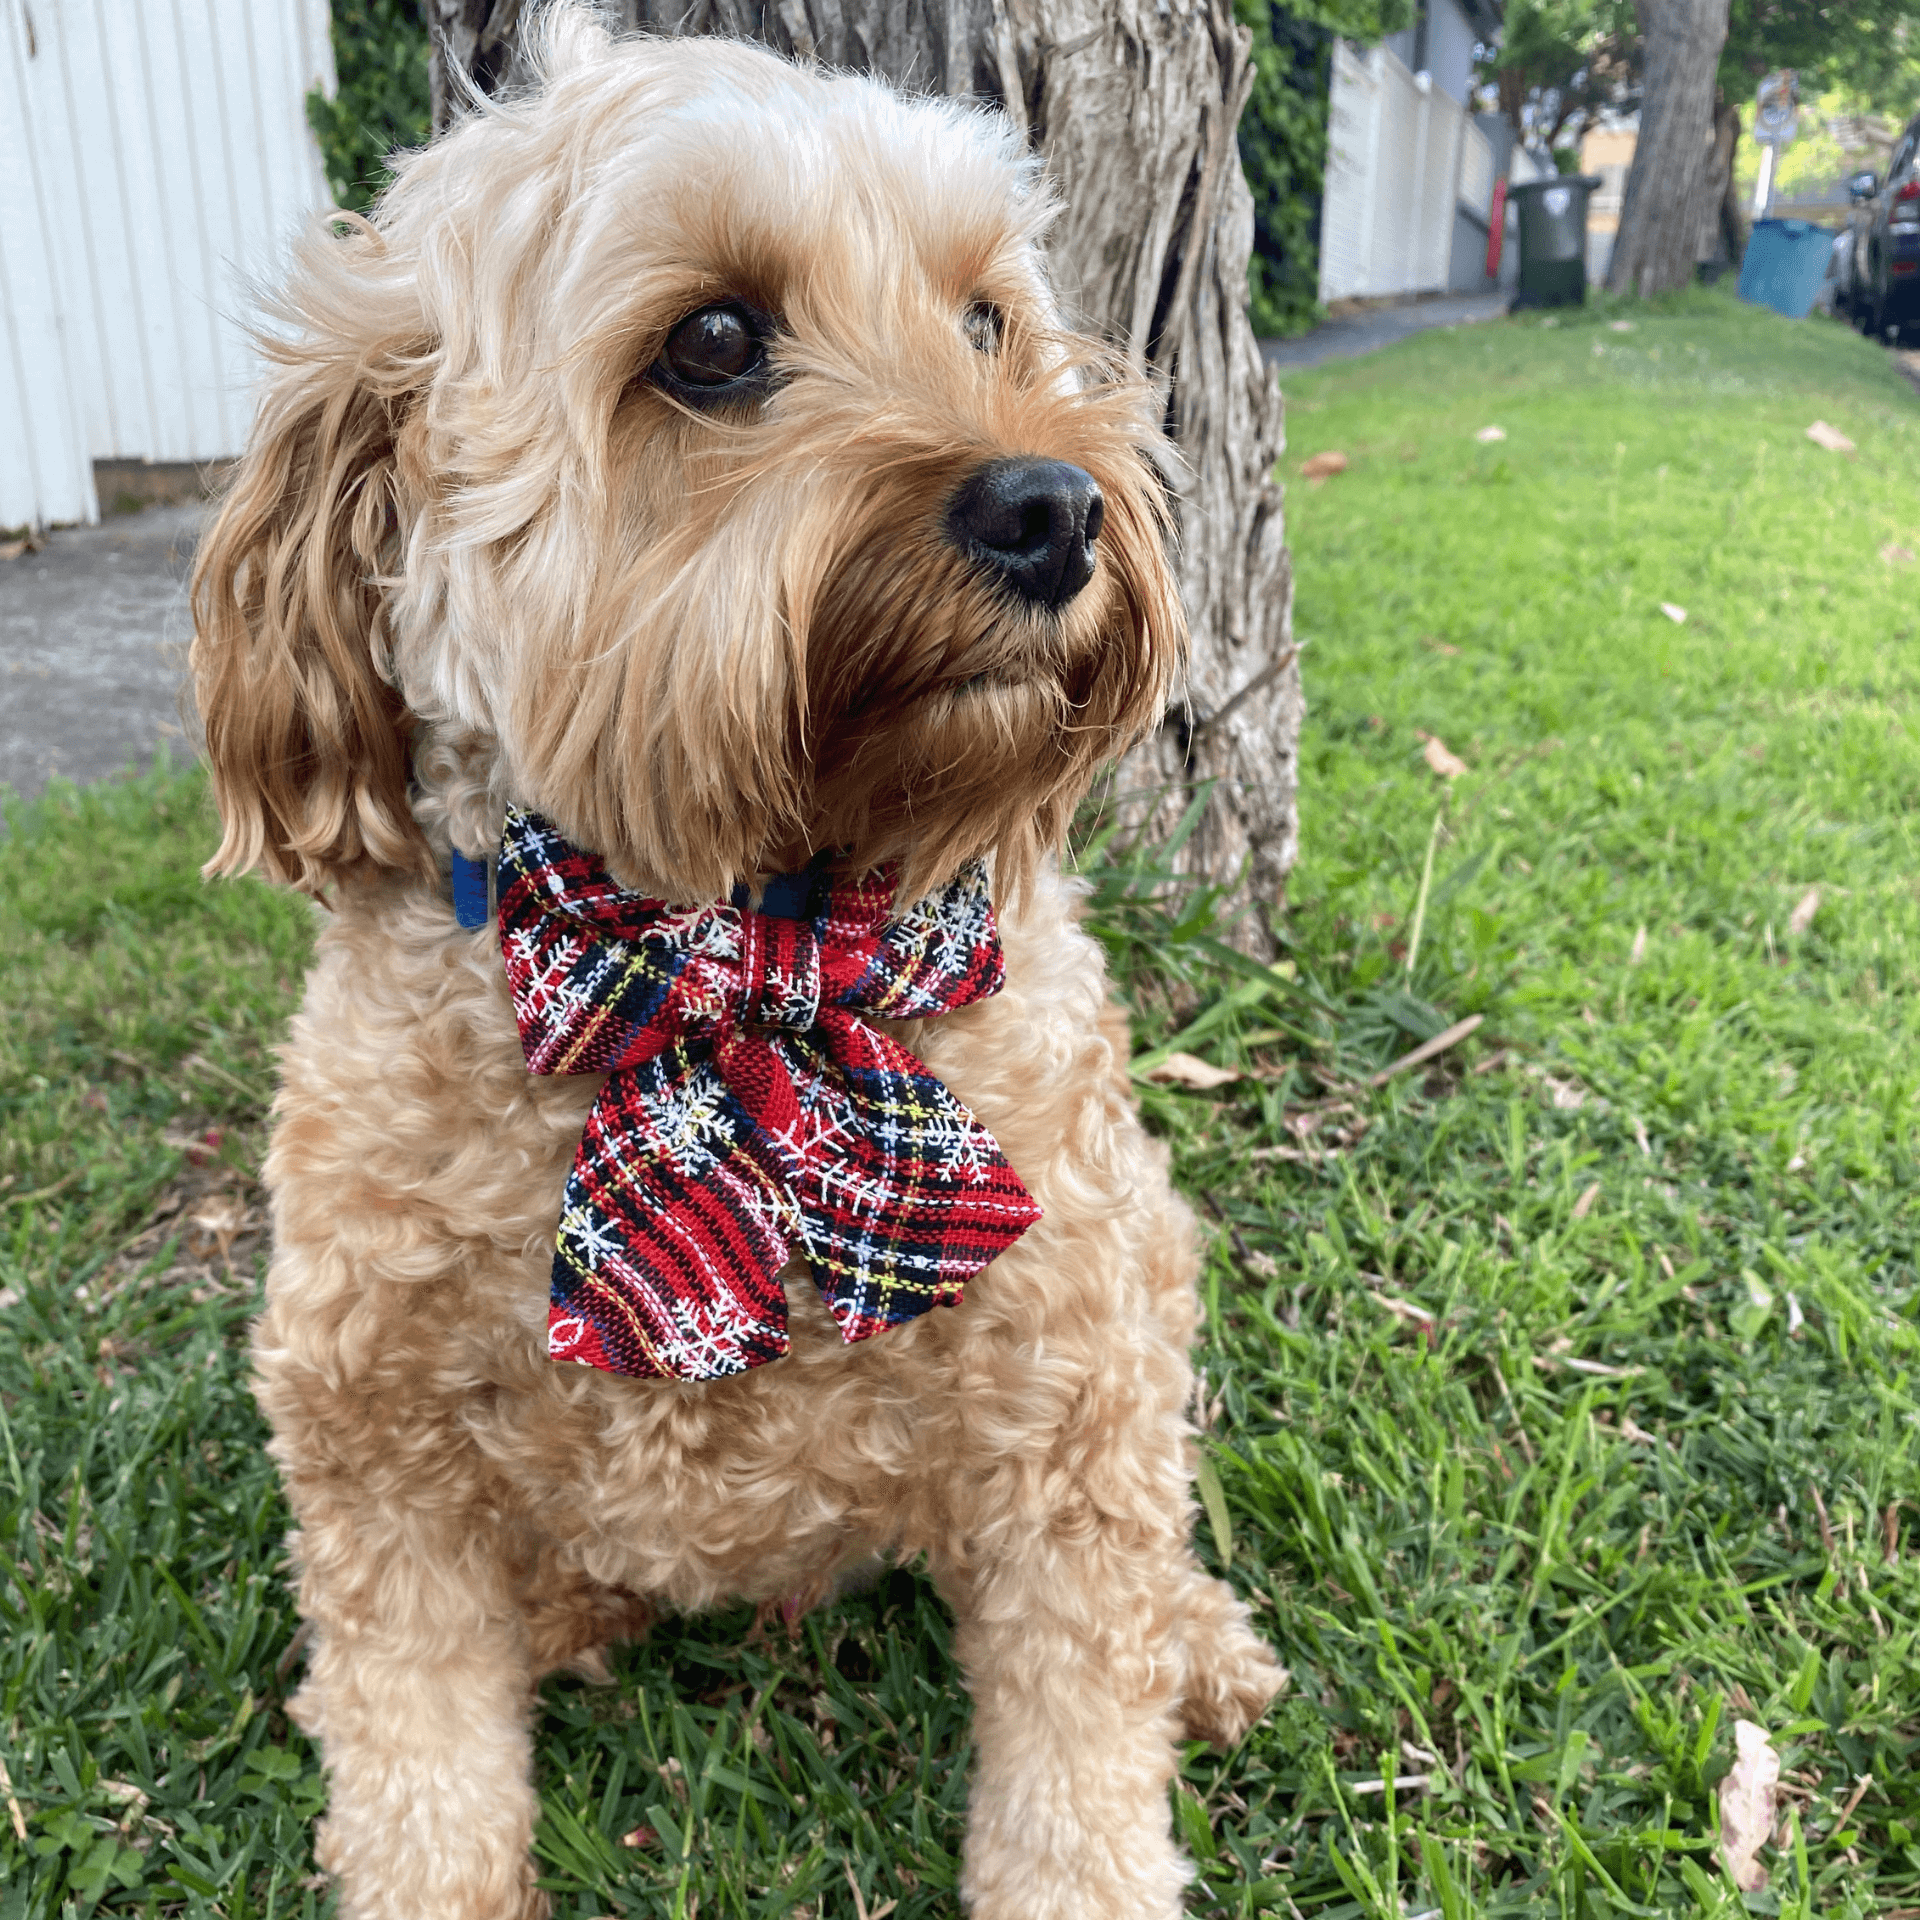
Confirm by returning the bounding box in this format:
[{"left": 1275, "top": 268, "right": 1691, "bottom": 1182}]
[{"left": 191, "top": 251, "right": 434, "bottom": 898}]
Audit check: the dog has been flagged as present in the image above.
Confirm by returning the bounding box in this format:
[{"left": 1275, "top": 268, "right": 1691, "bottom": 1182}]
[{"left": 190, "top": 13, "right": 1285, "bottom": 1916}]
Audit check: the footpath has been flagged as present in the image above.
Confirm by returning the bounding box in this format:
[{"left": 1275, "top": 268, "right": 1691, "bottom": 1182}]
[{"left": 0, "top": 504, "right": 203, "bottom": 807}]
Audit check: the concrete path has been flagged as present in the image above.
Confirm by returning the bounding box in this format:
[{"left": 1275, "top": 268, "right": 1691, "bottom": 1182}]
[
  {"left": 1261, "top": 290, "right": 1511, "bottom": 372},
  {"left": 0, "top": 504, "right": 204, "bottom": 807}
]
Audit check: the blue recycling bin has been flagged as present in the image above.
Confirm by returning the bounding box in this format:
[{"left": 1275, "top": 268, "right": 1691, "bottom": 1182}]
[{"left": 1738, "top": 219, "right": 1838, "bottom": 319}]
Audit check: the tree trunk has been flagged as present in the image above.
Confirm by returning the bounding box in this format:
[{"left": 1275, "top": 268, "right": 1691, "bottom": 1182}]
[
  {"left": 430, "top": 0, "right": 1300, "bottom": 941},
  {"left": 1713, "top": 99, "right": 1747, "bottom": 267},
  {"left": 1606, "top": 0, "right": 1730, "bottom": 296}
]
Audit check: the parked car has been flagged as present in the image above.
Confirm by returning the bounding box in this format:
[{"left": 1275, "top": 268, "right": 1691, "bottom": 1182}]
[{"left": 1839, "top": 115, "right": 1920, "bottom": 341}]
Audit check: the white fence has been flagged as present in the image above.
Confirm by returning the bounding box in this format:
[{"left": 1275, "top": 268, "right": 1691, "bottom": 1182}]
[
  {"left": 1319, "top": 39, "right": 1494, "bottom": 304},
  {"left": 0, "top": 0, "right": 335, "bottom": 529}
]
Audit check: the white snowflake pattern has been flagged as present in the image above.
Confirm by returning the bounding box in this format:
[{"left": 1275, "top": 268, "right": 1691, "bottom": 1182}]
[
  {"left": 654, "top": 1284, "right": 776, "bottom": 1380},
  {"left": 650, "top": 903, "right": 742, "bottom": 962},
  {"left": 909, "top": 1098, "right": 1002, "bottom": 1185},
  {"left": 761, "top": 959, "right": 820, "bottom": 1031},
  {"left": 639, "top": 1066, "right": 736, "bottom": 1176},
  {"left": 558, "top": 1202, "right": 626, "bottom": 1273},
  {"left": 886, "top": 872, "right": 988, "bottom": 1009}
]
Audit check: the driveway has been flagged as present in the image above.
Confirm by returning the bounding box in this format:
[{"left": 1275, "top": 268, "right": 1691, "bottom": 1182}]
[
  {"left": 0, "top": 504, "right": 204, "bottom": 807},
  {"left": 1262, "top": 291, "right": 1511, "bottom": 372}
]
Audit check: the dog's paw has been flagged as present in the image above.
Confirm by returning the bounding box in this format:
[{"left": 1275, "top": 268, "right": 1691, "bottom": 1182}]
[{"left": 1178, "top": 1621, "right": 1289, "bottom": 1750}]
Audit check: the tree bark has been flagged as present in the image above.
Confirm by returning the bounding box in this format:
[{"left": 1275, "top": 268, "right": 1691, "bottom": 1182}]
[
  {"left": 432, "top": 0, "right": 1300, "bottom": 940},
  {"left": 1606, "top": 0, "right": 1731, "bottom": 296},
  {"left": 1712, "top": 98, "right": 1747, "bottom": 267}
]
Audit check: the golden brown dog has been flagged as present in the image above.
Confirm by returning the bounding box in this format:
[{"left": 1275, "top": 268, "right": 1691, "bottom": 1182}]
[{"left": 191, "top": 13, "right": 1284, "bottom": 1914}]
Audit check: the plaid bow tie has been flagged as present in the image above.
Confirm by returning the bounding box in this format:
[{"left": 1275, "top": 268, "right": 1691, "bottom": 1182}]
[{"left": 495, "top": 806, "right": 1042, "bottom": 1381}]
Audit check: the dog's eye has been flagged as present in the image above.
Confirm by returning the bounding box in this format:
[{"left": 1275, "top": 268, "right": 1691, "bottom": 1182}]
[
  {"left": 962, "top": 300, "right": 1004, "bottom": 355},
  {"left": 657, "top": 304, "right": 766, "bottom": 389}
]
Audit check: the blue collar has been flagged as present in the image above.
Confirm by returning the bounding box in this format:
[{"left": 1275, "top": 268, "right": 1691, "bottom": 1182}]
[{"left": 451, "top": 849, "right": 493, "bottom": 929}]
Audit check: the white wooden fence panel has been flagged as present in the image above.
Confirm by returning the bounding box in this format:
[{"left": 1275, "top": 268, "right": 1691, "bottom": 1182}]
[
  {"left": 1317, "top": 40, "right": 1376, "bottom": 308},
  {"left": 0, "top": 0, "right": 333, "bottom": 528},
  {"left": 0, "top": 0, "right": 96, "bottom": 528},
  {"left": 1320, "top": 39, "right": 1482, "bottom": 304}
]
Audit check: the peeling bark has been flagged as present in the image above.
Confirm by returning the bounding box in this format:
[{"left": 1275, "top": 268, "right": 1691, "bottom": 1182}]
[{"left": 435, "top": 0, "right": 1299, "bottom": 935}]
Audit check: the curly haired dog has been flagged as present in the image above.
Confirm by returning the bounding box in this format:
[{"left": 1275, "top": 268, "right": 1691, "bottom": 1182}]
[{"left": 190, "top": 13, "right": 1285, "bottom": 1916}]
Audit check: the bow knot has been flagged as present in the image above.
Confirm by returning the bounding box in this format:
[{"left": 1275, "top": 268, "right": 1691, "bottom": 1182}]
[
  {"left": 495, "top": 807, "right": 1041, "bottom": 1381},
  {"left": 735, "top": 911, "right": 821, "bottom": 1036}
]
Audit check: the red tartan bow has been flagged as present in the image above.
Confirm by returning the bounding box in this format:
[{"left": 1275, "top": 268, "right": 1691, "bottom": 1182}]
[{"left": 495, "top": 807, "right": 1042, "bottom": 1380}]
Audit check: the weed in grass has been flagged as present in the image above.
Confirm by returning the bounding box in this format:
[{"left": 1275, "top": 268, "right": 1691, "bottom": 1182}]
[{"left": 1, "top": 290, "right": 1917, "bottom": 1917}]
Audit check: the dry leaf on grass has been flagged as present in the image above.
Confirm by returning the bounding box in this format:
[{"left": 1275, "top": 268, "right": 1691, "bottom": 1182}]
[
  {"left": 1629, "top": 924, "right": 1647, "bottom": 966},
  {"left": 1539, "top": 1072, "right": 1588, "bottom": 1110},
  {"left": 1421, "top": 635, "right": 1461, "bottom": 655},
  {"left": 1475, "top": 425, "right": 1507, "bottom": 443},
  {"left": 1787, "top": 886, "right": 1820, "bottom": 936},
  {"left": 1720, "top": 1721, "right": 1780, "bottom": 1892},
  {"left": 1143, "top": 1052, "right": 1240, "bottom": 1090},
  {"left": 1609, "top": 319, "right": 1635, "bottom": 332},
  {"left": 1659, "top": 602, "right": 1688, "bottom": 625},
  {"left": 1416, "top": 731, "right": 1468, "bottom": 778},
  {"left": 1300, "top": 450, "right": 1349, "bottom": 483},
  {"left": 1883, "top": 542, "right": 1916, "bottom": 564},
  {"left": 1805, "top": 420, "right": 1856, "bottom": 455},
  {"left": 1572, "top": 1181, "right": 1601, "bottom": 1220}
]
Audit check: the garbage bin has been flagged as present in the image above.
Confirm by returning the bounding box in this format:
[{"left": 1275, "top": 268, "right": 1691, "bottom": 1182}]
[
  {"left": 1509, "top": 175, "right": 1603, "bottom": 308},
  {"left": 1738, "top": 219, "right": 1839, "bottom": 319}
]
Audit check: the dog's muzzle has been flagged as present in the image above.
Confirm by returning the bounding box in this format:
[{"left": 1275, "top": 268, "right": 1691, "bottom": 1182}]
[{"left": 945, "top": 458, "right": 1106, "bottom": 612}]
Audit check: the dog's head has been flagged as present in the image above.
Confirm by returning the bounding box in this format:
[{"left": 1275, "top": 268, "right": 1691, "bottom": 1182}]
[{"left": 192, "top": 8, "right": 1184, "bottom": 905}]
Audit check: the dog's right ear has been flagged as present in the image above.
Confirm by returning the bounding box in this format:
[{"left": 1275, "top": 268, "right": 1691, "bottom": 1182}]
[{"left": 191, "top": 260, "right": 434, "bottom": 898}]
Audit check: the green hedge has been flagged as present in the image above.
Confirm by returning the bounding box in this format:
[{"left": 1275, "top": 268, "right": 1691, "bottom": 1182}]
[
  {"left": 1238, "top": 0, "right": 1416, "bottom": 337},
  {"left": 306, "top": 0, "right": 430, "bottom": 212}
]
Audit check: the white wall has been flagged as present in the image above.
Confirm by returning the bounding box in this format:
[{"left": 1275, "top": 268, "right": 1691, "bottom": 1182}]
[
  {"left": 1320, "top": 38, "right": 1495, "bottom": 303},
  {"left": 0, "top": 0, "right": 335, "bottom": 529}
]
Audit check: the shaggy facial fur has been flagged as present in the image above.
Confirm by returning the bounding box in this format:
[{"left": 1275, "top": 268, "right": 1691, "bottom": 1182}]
[{"left": 191, "top": 14, "right": 1286, "bottom": 1917}]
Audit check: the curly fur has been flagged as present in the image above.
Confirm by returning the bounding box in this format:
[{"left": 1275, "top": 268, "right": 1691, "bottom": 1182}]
[{"left": 191, "top": 14, "right": 1285, "bottom": 1916}]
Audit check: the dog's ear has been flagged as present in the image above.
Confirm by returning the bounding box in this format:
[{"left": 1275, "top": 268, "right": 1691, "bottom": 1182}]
[{"left": 191, "top": 277, "right": 433, "bottom": 898}]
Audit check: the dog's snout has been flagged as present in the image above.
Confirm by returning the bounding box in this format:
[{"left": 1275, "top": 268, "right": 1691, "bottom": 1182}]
[{"left": 945, "top": 458, "right": 1105, "bottom": 611}]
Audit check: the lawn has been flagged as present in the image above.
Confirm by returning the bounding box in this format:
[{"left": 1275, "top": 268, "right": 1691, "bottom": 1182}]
[{"left": 2, "top": 285, "right": 1919, "bottom": 1919}]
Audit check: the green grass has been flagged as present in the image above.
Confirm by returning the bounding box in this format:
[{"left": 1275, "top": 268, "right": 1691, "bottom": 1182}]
[{"left": 3, "top": 286, "right": 1920, "bottom": 1917}]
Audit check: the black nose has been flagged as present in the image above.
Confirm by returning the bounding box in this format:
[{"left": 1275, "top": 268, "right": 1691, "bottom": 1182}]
[{"left": 944, "top": 458, "right": 1106, "bottom": 611}]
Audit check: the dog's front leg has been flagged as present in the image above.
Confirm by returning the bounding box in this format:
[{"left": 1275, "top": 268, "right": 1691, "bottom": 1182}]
[
  {"left": 285, "top": 1491, "right": 545, "bottom": 1920},
  {"left": 940, "top": 1513, "right": 1192, "bottom": 1920}
]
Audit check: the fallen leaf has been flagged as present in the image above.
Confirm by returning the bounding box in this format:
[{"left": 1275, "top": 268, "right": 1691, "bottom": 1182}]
[
  {"left": 1719, "top": 1721, "right": 1780, "bottom": 1892},
  {"left": 1300, "top": 450, "right": 1348, "bottom": 482},
  {"left": 1143, "top": 1052, "right": 1240, "bottom": 1090},
  {"left": 1539, "top": 1073, "right": 1587, "bottom": 1111},
  {"left": 1629, "top": 924, "right": 1647, "bottom": 966},
  {"left": 1659, "top": 602, "right": 1687, "bottom": 624},
  {"left": 1420, "top": 635, "right": 1460, "bottom": 656},
  {"left": 1572, "top": 1181, "right": 1601, "bottom": 1220},
  {"left": 1609, "top": 319, "right": 1635, "bottom": 332},
  {"left": 1417, "top": 731, "right": 1468, "bottom": 779},
  {"left": 1882, "top": 542, "right": 1915, "bottom": 564},
  {"left": 1618, "top": 1415, "right": 1661, "bottom": 1444},
  {"left": 1475, "top": 425, "right": 1507, "bottom": 443},
  {"left": 1805, "top": 419, "right": 1855, "bottom": 455},
  {"left": 1787, "top": 886, "right": 1820, "bottom": 936}
]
